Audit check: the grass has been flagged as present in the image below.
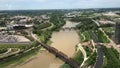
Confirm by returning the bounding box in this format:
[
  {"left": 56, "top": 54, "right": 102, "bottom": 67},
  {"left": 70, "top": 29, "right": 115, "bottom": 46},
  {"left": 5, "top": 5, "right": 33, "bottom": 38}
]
[
  {"left": 102, "top": 46, "right": 120, "bottom": 68},
  {"left": 78, "top": 31, "right": 91, "bottom": 42},
  {"left": 60, "top": 49, "right": 84, "bottom": 68},
  {"left": 94, "top": 30, "right": 110, "bottom": 43},
  {"left": 83, "top": 46, "right": 92, "bottom": 57},
  {"left": 72, "top": 50, "right": 84, "bottom": 64},
  {"left": 24, "top": 35, "right": 34, "bottom": 41},
  {"left": 102, "top": 27, "right": 114, "bottom": 38},
  {"left": 0, "top": 46, "right": 41, "bottom": 68},
  {"left": 0, "top": 44, "right": 28, "bottom": 49},
  {"left": 82, "top": 31, "right": 91, "bottom": 41},
  {"left": 78, "top": 32, "right": 85, "bottom": 42},
  {"left": 38, "top": 35, "right": 44, "bottom": 42},
  {"left": 102, "top": 56, "right": 107, "bottom": 68},
  {"left": 34, "top": 23, "right": 51, "bottom": 29},
  {"left": 0, "top": 49, "right": 7, "bottom": 54},
  {"left": 46, "top": 40, "right": 52, "bottom": 45},
  {"left": 102, "top": 27, "right": 114, "bottom": 32},
  {"left": 59, "top": 64, "right": 72, "bottom": 68},
  {"left": 85, "top": 51, "right": 97, "bottom": 66}
]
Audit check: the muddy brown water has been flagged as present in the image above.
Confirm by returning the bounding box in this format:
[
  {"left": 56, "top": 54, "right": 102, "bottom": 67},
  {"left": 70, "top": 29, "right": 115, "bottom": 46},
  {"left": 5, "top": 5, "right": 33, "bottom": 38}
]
[{"left": 17, "top": 21, "right": 79, "bottom": 68}]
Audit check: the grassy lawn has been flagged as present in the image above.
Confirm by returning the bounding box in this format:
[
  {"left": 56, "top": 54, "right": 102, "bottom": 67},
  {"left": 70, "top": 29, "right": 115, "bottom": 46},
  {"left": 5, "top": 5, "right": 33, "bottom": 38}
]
[
  {"left": 46, "top": 40, "right": 52, "bottom": 45},
  {"left": 78, "top": 31, "right": 91, "bottom": 42},
  {"left": 72, "top": 50, "right": 84, "bottom": 65},
  {"left": 0, "top": 46, "right": 41, "bottom": 68},
  {"left": 60, "top": 30, "right": 84, "bottom": 68},
  {"left": 59, "top": 64, "right": 71, "bottom": 68},
  {"left": 102, "top": 56, "right": 107, "bottom": 68},
  {"left": 102, "top": 46, "right": 120, "bottom": 68},
  {"left": 83, "top": 46, "right": 92, "bottom": 57},
  {"left": 102, "top": 27, "right": 114, "bottom": 38},
  {"left": 38, "top": 35, "right": 45, "bottom": 42},
  {"left": 0, "top": 49, "right": 7, "bottom": 54},
  {"left": 84, "top": 51, "right": 97, "bottom": 66},
  {"left": 60, "top": 49, "right": 84, "bottom": 68},
  {"left": 82, "top": 31, "right": 91, "bottom": 41},
  {"left": 102, "top": 27, "right": 114, "bottom": 32},
  {"left": 34, "top": 23, "right": 51, "bottom": 30},
  {"left": 78, "top": 32, "right": 85, "bottom": 42},
  {"left": 94, "top": 30, "right": 110, "bottom": 43},
  {"left": 0, "top": 44, "right": 28, "bottom": 49}
]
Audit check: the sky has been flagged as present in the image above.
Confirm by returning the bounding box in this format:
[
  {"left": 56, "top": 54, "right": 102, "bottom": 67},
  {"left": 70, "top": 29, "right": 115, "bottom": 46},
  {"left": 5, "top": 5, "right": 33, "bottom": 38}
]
[{"left": 0, "top": 0, "right": 120, "bottom": 10}]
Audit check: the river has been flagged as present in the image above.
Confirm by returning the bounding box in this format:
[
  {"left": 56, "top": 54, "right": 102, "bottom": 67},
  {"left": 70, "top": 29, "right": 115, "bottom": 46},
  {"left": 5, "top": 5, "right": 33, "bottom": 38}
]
[{"left": 17, "top": 20, "right": 79, "bottom": 68}]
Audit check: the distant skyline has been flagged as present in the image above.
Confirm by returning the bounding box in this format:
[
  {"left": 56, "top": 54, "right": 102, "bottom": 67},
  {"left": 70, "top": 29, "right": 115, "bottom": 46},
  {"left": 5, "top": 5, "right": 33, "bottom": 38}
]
[{"left": 0, "top": 0, "right": 120, "bottom": 10}]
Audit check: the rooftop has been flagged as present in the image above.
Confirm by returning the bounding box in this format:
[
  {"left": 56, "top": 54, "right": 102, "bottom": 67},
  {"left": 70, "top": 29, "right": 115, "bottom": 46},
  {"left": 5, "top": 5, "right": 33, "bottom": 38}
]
[{"left": 0, "top": 34, "right": 30, "bottom": 43}]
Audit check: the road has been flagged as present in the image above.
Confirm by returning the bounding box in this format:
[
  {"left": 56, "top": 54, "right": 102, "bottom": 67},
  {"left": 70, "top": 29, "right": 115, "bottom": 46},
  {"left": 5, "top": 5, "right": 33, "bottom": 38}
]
[
  {"left": 92, "top": 20, "right": 120, "bottom": 52},
  {"left": 89, "top": 30, "right": 103, "bottom": 68}
]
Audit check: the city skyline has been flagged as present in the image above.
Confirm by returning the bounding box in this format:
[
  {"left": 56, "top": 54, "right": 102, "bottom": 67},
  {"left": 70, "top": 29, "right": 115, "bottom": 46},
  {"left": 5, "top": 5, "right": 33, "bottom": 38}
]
[{"left": 0, "top": 0, "right": 120, "bottom": 10}]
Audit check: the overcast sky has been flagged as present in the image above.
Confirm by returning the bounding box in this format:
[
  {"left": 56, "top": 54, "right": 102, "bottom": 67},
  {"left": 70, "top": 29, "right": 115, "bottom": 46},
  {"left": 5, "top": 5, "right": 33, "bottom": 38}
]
[{"left": 0, "top": 0, "right": 120, "bottom": 10}]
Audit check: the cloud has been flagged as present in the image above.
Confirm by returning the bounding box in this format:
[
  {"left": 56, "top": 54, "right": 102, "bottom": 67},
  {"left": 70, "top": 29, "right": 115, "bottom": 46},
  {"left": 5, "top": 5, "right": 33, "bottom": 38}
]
[
  {"left": 0, "top": 0, "right": 120, "bottom": 10},
  {"left": 0, "top": 0, "right": 46, "bottom": 2},
  {"left": 6, "top": 4, "right": 12, "bottom": 10},
  {"left": 0, "top": 4, "right": 12, "bottom": 10}
]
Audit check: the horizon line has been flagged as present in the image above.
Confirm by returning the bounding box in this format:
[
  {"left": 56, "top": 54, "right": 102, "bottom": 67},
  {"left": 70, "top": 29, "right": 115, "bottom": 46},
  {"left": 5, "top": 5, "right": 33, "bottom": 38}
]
[{"left": 0, "top": 7, "right": 120, "bottom": 11}]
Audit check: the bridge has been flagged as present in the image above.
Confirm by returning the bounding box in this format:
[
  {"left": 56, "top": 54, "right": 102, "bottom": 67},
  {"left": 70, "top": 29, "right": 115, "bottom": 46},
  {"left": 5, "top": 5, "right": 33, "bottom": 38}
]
[
  {"left": 37, "top": 42, "right": 80, "bottom": 68},
  {"left": 31, "top": 32, "right": 80, "bottom": 68},
  {"left": 61, "top": 27, "right": 78, "bottom": 31}
]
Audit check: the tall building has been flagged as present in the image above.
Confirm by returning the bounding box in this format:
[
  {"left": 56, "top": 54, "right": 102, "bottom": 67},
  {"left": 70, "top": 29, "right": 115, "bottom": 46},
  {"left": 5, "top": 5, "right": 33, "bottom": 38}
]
[{"left": 115, "top": 20, "right": 120, "bottom": 44}]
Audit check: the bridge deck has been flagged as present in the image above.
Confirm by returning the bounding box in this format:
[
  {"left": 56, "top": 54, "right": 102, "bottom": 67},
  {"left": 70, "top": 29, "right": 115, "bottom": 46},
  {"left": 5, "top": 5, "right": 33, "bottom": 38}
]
[{"left": 36, "top": 41, "right": 80, "bottom": 68}]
